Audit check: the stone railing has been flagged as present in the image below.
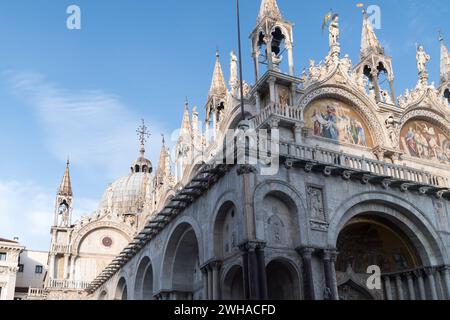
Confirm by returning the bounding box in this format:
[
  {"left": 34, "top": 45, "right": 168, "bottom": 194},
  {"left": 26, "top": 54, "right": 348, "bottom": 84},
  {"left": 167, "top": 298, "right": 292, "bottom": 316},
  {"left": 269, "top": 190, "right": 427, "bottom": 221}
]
[
  {"left": 279, "top": 142, "right": 450, "bottom": 188},
  {"left": 382, "top": 266, "right": 450, "bottom": 300},
  {"left": 48, "top": 279, "right": 90, "bottom": 291},
  {"left": 51, "top": 244, "right": 72, "bottom": 254},
  {"left": 27, "top": 287, "right": 48, "bottom": 299},
  {"left": 253, "top": 103, "right": 302, "bottom": 128}
]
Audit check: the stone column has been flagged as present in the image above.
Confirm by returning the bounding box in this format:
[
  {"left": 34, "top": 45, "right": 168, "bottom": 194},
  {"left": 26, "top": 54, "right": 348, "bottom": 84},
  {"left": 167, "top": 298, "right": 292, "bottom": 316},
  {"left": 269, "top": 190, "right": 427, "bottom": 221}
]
[
  {"left": 48, "top": 253, "right": 56, "bottom": 279},
  {"left": 266, "top": 37, "right": 274, "bottom": 71},
  {"left": 256, "top": 243, "right": 268, "bottom": 300},
  {"left": 211, "top": 261, "right": 222, "bottom": 300},
  {"left": 268, "top": 77, "right": 276, "bottom": 104},
  {"left": 388, "top": 77, "right": 396, "bottom": 105},
  {"left": 294, "top": 122, "right": 305, "bottom": 145},
  {"left": 426, "top": 267, "right": 439, "bottom": 300},
  {"left": 63, "top": 254, "right": 70, "bottom": 279},
  {"left": 395, "top": 275, "right": 404, "bottom": 300},
  {"left": 297, "top": 247, "right": 316, "bottom": 300},
  {"left": 286, "top": 42, "right": 294, "bottom": 76},
  {"left": 239, "top": 241, "right": 261, "bottom": 300},
  {"left": 441, "top": 266, "right": 450, "bottom": 300},
  {"left": 241, "top": 248, "right": 250, "bottom": 300},
  {"left": 255, "top": 92, "right": 261, "bottom": 114},
  {"left": 253, "top": 51, "right": 260, "bottom": 82},
  {"left": 406, "top": 272, "right": 416, "bottom": 300},
  {"left": 69, "top": 256, "right": 75, "bottom": 280},
  {"left": 414, "top": 270, "right": 426, "bottom": 300},
  {"left": 290, "top": 83, "right": 296, "bottom": 106},
  {"left": 371, "top": 70, "right": 381, "bottom": 103},
  {"left": 383, "top": 276, "right": 393, "bottom": 300},
  {"left": 322, "top": 249, "right": 338, "bottom": 300},
  {"left": 207, "top": 265, "right": 213, "bottom": 300},
  {"left": 201, "top": 266, "right": 208, "bottom": 300}
]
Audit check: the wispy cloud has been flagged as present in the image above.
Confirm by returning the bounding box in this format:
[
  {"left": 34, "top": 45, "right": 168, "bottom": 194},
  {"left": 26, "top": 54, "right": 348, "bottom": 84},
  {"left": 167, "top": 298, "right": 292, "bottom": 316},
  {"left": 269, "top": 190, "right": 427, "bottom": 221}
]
[
  {"left": 5, "top": 71, "right": 168, "bottom": 180},
  {"left": 0, "top": 180, "right": 98, "bottom": 250}
]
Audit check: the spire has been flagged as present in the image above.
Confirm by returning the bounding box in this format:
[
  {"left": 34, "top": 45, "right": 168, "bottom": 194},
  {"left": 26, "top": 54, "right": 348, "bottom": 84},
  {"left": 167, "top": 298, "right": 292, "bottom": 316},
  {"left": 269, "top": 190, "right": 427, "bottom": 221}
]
[
  {"left": 58, "top": 159, "right": 72, "bottom": 196},
  {"left": 257, "top": 0, "right": 282, "bottom": 24},
  {"left": 440, "top": 33, "right": 450, "bottom": 84},
  {"left": 360, "top": 12, "right": 383, "bottom": 57},
  {"left": 156, "top": 134, "right": 170, "bottom": 178},
  {"left": 181, "top": 98, "right": 192, "bottom": 133},
  {"left": 136, "top": 119, "right": 151, "bottom": 159},
  {"left": 209, "top": 51, "right": 227, "bottom": 98}
]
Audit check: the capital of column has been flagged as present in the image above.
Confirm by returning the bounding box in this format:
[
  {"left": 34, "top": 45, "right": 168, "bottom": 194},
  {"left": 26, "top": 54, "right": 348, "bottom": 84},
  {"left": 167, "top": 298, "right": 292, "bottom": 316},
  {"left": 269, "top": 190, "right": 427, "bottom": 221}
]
[
  {"left": 322, "top": 249, "right": 339, "bottom": 262},
  {"left": 296, "top": 246, "right": 316, "bottom": 259},
  {"left": 269, "top": 118, "right": 280, "bottom": 129},
  {"left": 268, "top": 76, "right": 277, "bottom": 85},
  {"left": 239, "top": 240, "right": 266, "bottom": 253},
  {"left": 424, "top": 266, "right": 437, "bottom": 276},
  {"left": 285, "top": 41, "right": 293, "bottom": 50},
  {"left": 294, "top": 121, "right": 306, "bottom": 132}
]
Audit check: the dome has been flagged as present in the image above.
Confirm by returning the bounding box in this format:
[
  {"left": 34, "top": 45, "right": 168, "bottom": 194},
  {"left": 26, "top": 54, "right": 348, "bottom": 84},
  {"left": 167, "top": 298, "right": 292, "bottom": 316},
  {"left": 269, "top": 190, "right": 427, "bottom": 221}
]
[{"left": 98, "top": 172, "right": 153, "bottom": 215}]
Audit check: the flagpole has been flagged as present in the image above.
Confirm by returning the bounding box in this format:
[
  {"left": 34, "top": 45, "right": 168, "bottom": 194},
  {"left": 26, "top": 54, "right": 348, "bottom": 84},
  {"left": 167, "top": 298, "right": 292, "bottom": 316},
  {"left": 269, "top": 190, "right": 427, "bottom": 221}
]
[{"left": 236, "top": 0, "right": 246, "bottom": 122}]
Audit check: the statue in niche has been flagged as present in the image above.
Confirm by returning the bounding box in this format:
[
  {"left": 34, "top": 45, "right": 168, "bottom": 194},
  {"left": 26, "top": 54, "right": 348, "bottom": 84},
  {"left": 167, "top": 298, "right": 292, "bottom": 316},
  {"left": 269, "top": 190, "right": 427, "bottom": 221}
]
[
  {"left": 385, "top": 116, "right": 399, "bottom": 146},
  {"left": 268, "top": 207, "right": 285, "bottom": 244},
  {"left": 271, "top": 52, "right": 282, "bottom": 72},
  {"left": 308, "top": 187, "right": 326, "bottom": 221},
  {"left": 279, "top": 87, "right": 290, "bottom": 107},
  {"left": 58, "top": 201, "right": 70, "bottom": 227}
]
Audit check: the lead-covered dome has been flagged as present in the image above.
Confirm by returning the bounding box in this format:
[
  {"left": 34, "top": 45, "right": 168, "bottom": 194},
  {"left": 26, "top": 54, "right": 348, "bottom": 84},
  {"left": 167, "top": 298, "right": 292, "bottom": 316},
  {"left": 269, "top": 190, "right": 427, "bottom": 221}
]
[{"left": 98, "top": 172, "right": 153, "bottom": 215}]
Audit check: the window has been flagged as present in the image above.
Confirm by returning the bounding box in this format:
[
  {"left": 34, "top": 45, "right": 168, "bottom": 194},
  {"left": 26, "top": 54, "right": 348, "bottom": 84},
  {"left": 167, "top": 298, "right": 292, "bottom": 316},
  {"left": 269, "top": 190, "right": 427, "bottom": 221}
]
[
  {"left": 18, "top": 264, "right": 24, "bottom": 272},
  {"left": 35, "top": 265, "right": 43, "bottom": 274},
  {"left": 0, "top": 252, "right": 6, "bottom": 261}
]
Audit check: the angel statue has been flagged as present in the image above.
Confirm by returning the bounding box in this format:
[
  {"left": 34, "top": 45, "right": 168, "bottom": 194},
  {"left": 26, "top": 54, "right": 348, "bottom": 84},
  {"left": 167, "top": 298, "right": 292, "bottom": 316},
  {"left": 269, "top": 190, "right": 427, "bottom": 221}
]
[
  {"left": 329, "top": 14, "right": 340, "bottom": 47},
  {"left": 416, "top": 45, "right": 431, "bottom": 74}
]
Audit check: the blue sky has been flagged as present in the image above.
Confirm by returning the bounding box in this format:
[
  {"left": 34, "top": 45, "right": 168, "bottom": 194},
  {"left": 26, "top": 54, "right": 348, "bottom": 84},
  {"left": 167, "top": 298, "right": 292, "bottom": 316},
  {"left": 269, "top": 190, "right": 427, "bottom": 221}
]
[{"left": 0, "top": 0, "right": 448, "bottom": 250}]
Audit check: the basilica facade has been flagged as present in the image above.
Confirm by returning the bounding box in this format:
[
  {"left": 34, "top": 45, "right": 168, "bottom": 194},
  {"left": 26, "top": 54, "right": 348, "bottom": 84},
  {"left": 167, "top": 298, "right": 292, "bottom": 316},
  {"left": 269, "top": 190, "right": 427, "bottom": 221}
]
[{"left": 40, "top": 0, "right": 450, "bottom": 300}]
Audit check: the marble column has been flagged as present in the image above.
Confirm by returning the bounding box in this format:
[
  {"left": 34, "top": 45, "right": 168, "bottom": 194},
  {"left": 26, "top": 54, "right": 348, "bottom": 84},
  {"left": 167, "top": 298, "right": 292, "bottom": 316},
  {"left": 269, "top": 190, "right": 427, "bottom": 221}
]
[
  {"left": 383, "top": 276, "right": 393, "bottom": 300},
  {"left": 294, "top": 122, "right": 305, "bottom": 145},
  {"left": 239, "top": 241, "right": 262, "bottom": 300},
  {"left": 371, "top": 71, "right": 381, "bottom": 103},
  {"left": 406, "top": 272, "right": 416, "bottom": 300},
  {"left": 207, "top": 265, "right": 213, "bottom": 300},
  {"left": 63, "top": 254, "right": 70, "bottom": 279},
  {"left": 48, "top": 253, "right": 56, "bottom": 279},
  {"left": 69, "top": 256, "right": 75, "bottom": 280},
  {"left": 268, "top": 77, "right": 276, "bottom": 104},
  {"left": 395, "top": 275, "right": 404, "bottom": 300},
  {"left": 286, "top": 42, "right": 294, "bottom": 76},
  {"left": 426, "top": 267, "right": 439, "bottom": 300},
  {"left": 322, "top": 249, "right": 338, "bottom": 300},
  {"left": 201, "top": 267, "right": 208, "bottom": 300},
  {"left": 414, "top": 270, "right": 427, "bottom": 300},
  {"left": 253, "top": 51, "right": 260, "bottom": 82},
  {"left": 441, "top": 266, "right": 450, "bottom": 300},
  {"left": 297, "top": 247, "right": 316, "bottom": 300},
  {"left": 256, "top": 243, "right": 268, "bottom": 300},
  {"left": 255, "top": 92, "right": 261, "bottom": 114},
  {"left": 211, "top": 261, "right": 222, "bottom": 300}
]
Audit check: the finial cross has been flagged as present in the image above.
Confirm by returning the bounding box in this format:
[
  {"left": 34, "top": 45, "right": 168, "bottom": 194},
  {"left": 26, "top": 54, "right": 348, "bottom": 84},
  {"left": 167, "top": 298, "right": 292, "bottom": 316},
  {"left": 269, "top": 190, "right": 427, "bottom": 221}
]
[{"left": 137, "top": 119, "right": 151, "bottom": 147}]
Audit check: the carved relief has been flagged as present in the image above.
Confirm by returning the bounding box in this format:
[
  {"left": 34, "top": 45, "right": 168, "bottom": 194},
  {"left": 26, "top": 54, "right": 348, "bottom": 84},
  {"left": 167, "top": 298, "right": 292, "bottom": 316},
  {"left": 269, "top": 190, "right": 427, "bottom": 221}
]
[{"left": 267, "top": 207, "right": 286, "bottom": 245}]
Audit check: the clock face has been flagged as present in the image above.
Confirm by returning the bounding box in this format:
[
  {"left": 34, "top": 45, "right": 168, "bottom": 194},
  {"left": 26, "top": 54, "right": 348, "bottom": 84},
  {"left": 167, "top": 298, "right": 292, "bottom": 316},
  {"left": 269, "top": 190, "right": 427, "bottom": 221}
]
[{"left": 102, "top": 237, "right": 113, "bottom": 248}]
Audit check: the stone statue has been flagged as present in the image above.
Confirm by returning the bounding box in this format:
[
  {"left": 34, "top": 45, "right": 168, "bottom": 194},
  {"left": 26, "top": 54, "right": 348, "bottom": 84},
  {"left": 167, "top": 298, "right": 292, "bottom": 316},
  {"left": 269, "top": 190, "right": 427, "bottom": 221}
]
[
  {"left": 416, "top": 45, "right": 430, "bottom": 74},
  {"left": 385, "top": 115, "right": 399, "bottom": 146},
  {"left": 229, "top": 51, "right": 238, "bottom": 89},
  {"left": 58, "top": 202, "right": 70, "bottom": 227},
  {"left": 329, "top": 15, "right": 340, "bottom": 47},
  {"left": 341, "top": 54, "right": 352, "bottom": 73},
  {"left": 271, "top": 52, "right": 283, "bottom": 71}
]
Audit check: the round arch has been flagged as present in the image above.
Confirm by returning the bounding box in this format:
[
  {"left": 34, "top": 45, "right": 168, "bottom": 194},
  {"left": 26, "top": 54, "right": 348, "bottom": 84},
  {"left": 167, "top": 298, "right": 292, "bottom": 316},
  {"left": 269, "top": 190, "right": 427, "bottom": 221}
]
[
  {"left": 328, "top": 192, "right": 448, "bottom": 266},
  {"left": 134, "top": 256, "right": 154, "bottom": 300},
  {"left": 298, "top": 85, "right": 386, "bottom": 147},
  {"left": 115, "top": 277, "right": 128, "bottom": 300},
  {"left": 221, "top": 264, "right": 245, "bottom": 300},
  {"left": 253, "top": 180, "right": 308, "bottom": 246},
  {"left": 160, "top": 220, "right": 204, "bottom": 299},
  {"left": 265, "top": 258, "right": 302, "bottom": 300}
]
